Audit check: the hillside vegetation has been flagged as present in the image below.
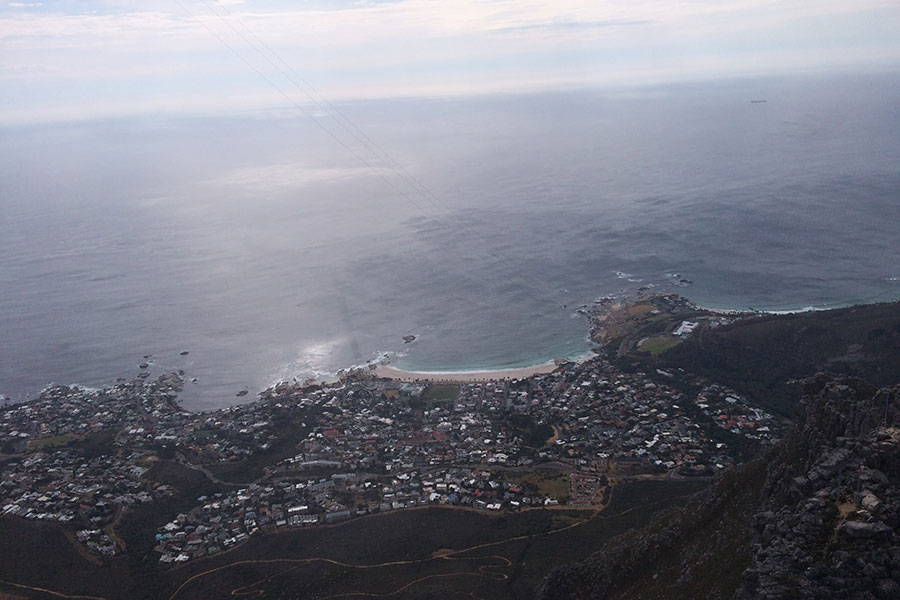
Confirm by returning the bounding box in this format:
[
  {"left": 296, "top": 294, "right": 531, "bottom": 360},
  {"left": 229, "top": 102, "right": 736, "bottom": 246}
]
[{"left": 657, "top": 301, "right": 900, "bottom": 417}]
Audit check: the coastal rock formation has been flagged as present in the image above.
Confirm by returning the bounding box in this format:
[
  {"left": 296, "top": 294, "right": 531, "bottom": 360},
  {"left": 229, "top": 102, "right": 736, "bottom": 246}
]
[{"left": 539, "top": 376, "right": 899, "bottom": 600}]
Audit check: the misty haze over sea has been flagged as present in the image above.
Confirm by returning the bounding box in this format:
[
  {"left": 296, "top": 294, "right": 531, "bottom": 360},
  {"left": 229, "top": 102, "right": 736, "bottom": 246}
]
[{"left": 2, "top": 73, "right": 899, "bottom": 410}]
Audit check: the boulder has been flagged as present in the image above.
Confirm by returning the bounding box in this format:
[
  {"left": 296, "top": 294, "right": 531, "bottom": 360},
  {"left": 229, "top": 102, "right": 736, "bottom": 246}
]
[
  {"left": 861, "top": 491, "right": 881, "bottom": 511},
  {"left": 838, "top": 520, "right": 892, "bottom": 539}
]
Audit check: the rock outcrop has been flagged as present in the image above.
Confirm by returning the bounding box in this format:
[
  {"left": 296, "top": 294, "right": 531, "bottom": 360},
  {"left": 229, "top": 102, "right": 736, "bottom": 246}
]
[{"left": 738, "top": 377, "right": 899, "bottom": 600}]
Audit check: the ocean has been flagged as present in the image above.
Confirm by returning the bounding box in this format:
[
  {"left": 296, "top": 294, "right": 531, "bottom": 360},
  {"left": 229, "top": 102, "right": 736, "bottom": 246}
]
[{"left": 2, "top": 72, "right": 899, "bottom": 410}]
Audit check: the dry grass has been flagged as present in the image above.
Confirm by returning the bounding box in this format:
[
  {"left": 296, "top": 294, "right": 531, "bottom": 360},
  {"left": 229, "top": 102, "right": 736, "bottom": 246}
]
[
  {"left": 26, "top": 433, "right": 82, "bottom": 451},
  {"left": 626, "top": 303, "right": 657, "bottom": 317},
  {"left": 639, "top": 336, "right": 682, "bottom": 355},
  {"left": 511, "top": 471, "right": 571, "bottom": 502}
]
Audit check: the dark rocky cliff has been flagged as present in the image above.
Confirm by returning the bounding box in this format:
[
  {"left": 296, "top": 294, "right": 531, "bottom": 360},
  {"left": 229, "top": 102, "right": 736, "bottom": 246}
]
[
  {"left": 739, "top": 377, "right": 899, "bottom": 600},
  {"left": 540, "top": 376, "right": 899, "bottom": 600}
]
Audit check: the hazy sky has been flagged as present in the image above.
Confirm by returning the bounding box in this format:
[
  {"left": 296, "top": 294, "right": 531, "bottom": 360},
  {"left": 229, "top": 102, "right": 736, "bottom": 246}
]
[{"left": 2, "top": 0, "right": 900, "bottom": 124}]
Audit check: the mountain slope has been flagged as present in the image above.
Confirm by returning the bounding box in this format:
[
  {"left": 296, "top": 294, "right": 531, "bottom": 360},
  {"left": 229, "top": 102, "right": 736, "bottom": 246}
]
[
  {"left": 539, "top": 376, "right": 900, "bottom": 600},
  {"left": 658, "top": 301, "right": 900, "bottom": 417}
]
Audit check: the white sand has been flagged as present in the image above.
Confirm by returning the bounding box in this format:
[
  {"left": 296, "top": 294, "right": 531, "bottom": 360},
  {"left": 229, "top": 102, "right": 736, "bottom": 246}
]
[{"left": 373, "top": 361, "right": 561, "bottom": 382}]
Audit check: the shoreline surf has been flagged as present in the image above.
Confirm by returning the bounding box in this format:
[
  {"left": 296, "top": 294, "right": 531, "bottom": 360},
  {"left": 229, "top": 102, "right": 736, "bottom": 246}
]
[{"left": 374, "top": 360, "right": 566, "bottom": 382}]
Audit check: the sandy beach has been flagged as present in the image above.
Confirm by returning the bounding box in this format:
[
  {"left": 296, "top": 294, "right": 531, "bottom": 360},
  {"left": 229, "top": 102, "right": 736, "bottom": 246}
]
[{"left": 373, "top": 361, "right": 562, "bottom": 382}]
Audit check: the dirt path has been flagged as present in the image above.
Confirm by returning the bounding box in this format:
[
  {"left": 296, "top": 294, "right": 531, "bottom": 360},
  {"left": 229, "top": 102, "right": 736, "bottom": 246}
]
[
  {"left": 0, "top": 579, "right": 107, "bottom": 600},
  {"left": 168, "top": 503, "right": 608, "bottom": 600}
]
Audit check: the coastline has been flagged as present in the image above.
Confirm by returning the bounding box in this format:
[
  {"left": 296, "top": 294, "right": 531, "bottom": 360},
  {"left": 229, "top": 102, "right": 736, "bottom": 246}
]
[
  {"left": 656, "top": 291, "right": 877, "bottom": 317},
  {"left": 373, "top": 295, "right": 853, "bottom": 386},
  {"left": 695, "top": 302, "right": 823, "bottom": 316},
  {"left": 691, "top": 292, "right": 900, "bottom": 316},
  {"left": 373, "top": 359, "right": 569, "bottom": 382}
]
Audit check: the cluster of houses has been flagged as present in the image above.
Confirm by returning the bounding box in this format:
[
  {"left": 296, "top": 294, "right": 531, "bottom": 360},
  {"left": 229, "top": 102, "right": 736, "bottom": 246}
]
[
  {"left": 443, "top": 360, "right": 780, "bottom": 475},
  {"left": 155, "top": 481, "right": 321, "bottom": 563},
  {"left": 264, "top": 382, "right": 535, "bottom": 478},
  {"left": 76, "top": 528, "right": 119, "bottom": 556},
  {"left": 694, "top": 384, "right": 776, "bottom": 438},
  {"left": 0, "top": 449, "right": 172, "bottom": 541},
  {"left": 0, "top": 374, "right": 188, "bottom": 555},
  {"left": 122, "top": 399, "right": 285, "bottom": 465},
  {"left": 0, "top": 349, "right": 782, "bottom": 562},
  {"left": 0, "top": 372, "right": 285, "bottom": 472},
  {"left": 0, "top": 374, "right": 185, "bottom": 453},
  {"left": 154, "top": 466, "right": 568, "bottom": 563}
]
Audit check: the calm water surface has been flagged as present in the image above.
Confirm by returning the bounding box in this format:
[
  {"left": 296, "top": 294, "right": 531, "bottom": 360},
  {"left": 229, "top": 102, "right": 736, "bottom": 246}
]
[{"left": 2, "top": 73, "right": 899, "bottom": 410}]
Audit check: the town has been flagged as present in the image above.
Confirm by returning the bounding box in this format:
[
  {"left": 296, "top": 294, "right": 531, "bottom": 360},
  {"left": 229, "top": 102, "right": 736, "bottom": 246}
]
[{"left": 1, "top": 344, "right": 782, "bottom": 564}]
